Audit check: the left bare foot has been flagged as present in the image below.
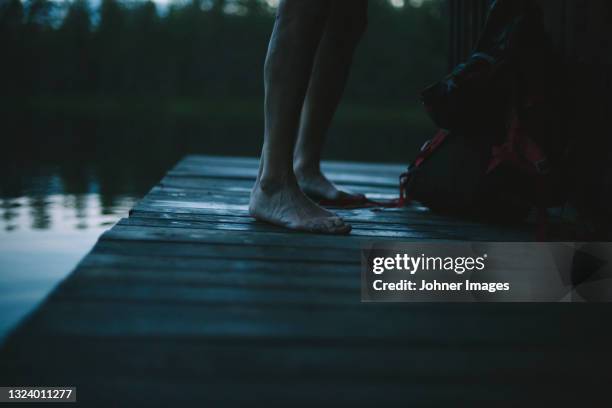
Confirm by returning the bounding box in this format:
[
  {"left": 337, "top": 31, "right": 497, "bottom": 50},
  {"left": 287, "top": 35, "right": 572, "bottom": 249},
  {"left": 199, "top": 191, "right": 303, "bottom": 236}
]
[{"left": 295, "top": 167, "right": 366, "bottom": 203}]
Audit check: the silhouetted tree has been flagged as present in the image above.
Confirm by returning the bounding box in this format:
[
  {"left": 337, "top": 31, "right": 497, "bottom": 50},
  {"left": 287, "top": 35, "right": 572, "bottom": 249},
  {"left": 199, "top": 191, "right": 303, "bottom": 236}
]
[
  {"left": 128, "top": 1, "right": 161, "bottom": 94},
  {"left": 0, "top": 0, "right": 25, "bottom": 95},
  {"left": 0, "top": 0, "right": 447, "bottom": 102},
  {"left": 58, "top": 0, "right": 91, "bottom": 93},
  {"left": 95, "top": 0, "right": 128, "bottom": 93}
]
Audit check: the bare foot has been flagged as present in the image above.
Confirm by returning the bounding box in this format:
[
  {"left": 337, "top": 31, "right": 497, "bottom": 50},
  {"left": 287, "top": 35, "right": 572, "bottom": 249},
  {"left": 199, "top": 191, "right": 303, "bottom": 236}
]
[
  {"left": 295, "top": 167, "right": 366, "bottom": 203},
  {"left": 249, "top": 178, "right": 352, "bottom": 235}
]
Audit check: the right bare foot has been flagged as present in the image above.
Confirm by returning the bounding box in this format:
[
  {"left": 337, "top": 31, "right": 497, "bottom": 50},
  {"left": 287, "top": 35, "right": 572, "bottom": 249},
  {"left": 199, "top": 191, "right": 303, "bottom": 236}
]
[{"left": 249, "top": 178, "right": 352, "bottom": 235}]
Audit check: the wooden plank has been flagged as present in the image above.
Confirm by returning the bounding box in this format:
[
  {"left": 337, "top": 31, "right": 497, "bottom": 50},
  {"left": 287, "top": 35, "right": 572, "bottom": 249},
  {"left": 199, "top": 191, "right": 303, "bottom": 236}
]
[
  {"left": 149, "top": 184, "right": 400, "bottom": 201},
  {"left": 7, "top": 297, "right": 583, "bottom": 341},
  {"left": 8, "top": 297, "right": 609, "bottom": 359},
  {"left": 100, "top": 223, "right": 399, "bottom": 249},
  {"left": 167, "top": 167, "right": 399, "bottom": 188},
  {"left": 117, "top": 217, "right": 464, "bottom": 240},
  {"left": 158, "top": 174, "right": 401, "bottom": 193},
  {"left": 181, "top": 154, "right": 408, "bottom": 175},
  {"left": 78, "top": 253, "right": 357, "bottom": 274},
  {"left": 71, "top": 266, "right": 358, "bottom": 293},
  {"left": 130, "top": 203, "right": 524, "bottom": 231},
  {"left": 129, "top": 205, "right": 533, "bottom": 241},
  {"left": 53, "top": 278, "right": 360, "bottom": 306},
  {"left": 94, "top": 239, "right": 360, "bottom": 263}
]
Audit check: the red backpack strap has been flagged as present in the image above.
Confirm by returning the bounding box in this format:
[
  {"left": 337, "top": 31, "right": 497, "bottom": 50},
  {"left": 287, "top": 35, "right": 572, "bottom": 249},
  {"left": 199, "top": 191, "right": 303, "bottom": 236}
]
[
  {"left": 398, "top": 130, "right": 450, "bottom": 206},
  {"left": 415, "top": 130, "right": 449, "bottom": 167}
]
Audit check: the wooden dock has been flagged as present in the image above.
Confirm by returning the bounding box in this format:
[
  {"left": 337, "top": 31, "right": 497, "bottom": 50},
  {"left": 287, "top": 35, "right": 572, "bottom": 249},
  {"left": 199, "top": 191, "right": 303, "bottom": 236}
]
[{"left": 0, "top": 155, "right": 609, "bottom": 406}]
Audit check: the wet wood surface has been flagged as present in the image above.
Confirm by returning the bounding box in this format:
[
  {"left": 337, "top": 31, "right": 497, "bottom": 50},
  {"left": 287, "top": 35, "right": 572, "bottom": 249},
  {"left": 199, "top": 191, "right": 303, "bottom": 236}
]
[{"left": 0, "top": 155, "right": 607, "bottom": 406}]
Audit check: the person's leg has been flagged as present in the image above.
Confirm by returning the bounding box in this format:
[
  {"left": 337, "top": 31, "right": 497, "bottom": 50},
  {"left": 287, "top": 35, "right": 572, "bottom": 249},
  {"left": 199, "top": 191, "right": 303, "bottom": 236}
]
[
  {"left": 294, "top": 0, "right": 368, "bottom": 202},
  {"left": 249, "top": 0, "right": 351, "bottom": 234}
]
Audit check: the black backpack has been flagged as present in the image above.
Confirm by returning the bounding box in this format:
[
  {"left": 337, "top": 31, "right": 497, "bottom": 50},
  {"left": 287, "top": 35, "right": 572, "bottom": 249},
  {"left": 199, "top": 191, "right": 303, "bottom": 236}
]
[{"left": 401, "top": 0, "right": 568, "bottom": 224}]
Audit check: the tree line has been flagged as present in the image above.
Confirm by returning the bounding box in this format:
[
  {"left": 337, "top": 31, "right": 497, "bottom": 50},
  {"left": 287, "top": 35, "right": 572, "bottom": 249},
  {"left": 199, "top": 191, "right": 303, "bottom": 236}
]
[{"left": 0, "top": 0, "right": 447, "bottom": 104}]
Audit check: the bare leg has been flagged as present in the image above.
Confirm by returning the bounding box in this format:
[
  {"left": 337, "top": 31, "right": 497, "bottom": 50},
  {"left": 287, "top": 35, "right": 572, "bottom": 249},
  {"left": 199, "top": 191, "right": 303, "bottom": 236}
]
[
  {"left": 249, "top": 0, "right": 351, "bottom": 234},
  {"left": 294, "top": 0, "right": 368, "bottom": 202}
]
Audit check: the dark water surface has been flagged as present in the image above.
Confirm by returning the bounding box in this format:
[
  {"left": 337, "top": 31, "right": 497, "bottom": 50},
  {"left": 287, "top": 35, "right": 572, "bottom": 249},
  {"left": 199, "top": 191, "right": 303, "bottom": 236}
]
[{"left": 0, "top": 184, "right": 136, "bottom": 341}]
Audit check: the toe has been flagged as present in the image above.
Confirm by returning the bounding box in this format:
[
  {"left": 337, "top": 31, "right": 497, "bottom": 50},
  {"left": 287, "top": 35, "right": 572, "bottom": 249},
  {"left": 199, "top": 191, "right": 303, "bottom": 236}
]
[
  {"left": 334, "top": 222, "right": 352, "bottom": 235},
  {"left": 327, "top": 217, "right": 352, "bottom": 235}
]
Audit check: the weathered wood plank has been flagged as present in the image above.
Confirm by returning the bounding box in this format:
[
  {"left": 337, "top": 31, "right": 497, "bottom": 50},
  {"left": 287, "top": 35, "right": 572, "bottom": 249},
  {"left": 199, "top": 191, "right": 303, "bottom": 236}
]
[
  {"left": 78, "top": 253, "right": 357, "bottom": 274},
  {"left": 117, "top": 217, "right": 463, "bottom": 240},
  {"left": 167, "top": 167, "right": 400, "bottom": 187},
  {"left": 7, "top": 297, "right": 579, "bottom": 340},
  {"left": 131, "top": 203, "right": 524, "bottom": 231},
  {"left": 95, "top": 239, "right": 360, "bottom": 263},
  {"left": 101, "top": 223, "right": 400, "bottom": 249},
  {"left": 158, "top": 175, "right": 400, "bottom": 194},
  {"left": 149, "top": 184, "right": 400, "bottom": 201},
  {"left": 181, "top": 154, "right": 407, "bottom": 175},
  {"left": 129, "top": 205, "right": 533, "bottom": 241}
]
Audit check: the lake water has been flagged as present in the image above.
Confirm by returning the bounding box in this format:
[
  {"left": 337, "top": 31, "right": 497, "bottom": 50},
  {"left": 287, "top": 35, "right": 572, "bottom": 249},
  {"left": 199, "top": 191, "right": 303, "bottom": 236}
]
[{"left": 0, "top": 170, "right": 138, "bottom": 342}]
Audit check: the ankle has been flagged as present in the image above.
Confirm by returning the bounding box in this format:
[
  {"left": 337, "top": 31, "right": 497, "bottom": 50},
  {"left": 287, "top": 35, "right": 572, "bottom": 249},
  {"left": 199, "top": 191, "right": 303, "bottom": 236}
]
[
  {"left": 258, "top": 172, "right": 297, "bottom": 194},
  {"left": 293, "top": 161, "right": 321, "bottom": 178}
]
